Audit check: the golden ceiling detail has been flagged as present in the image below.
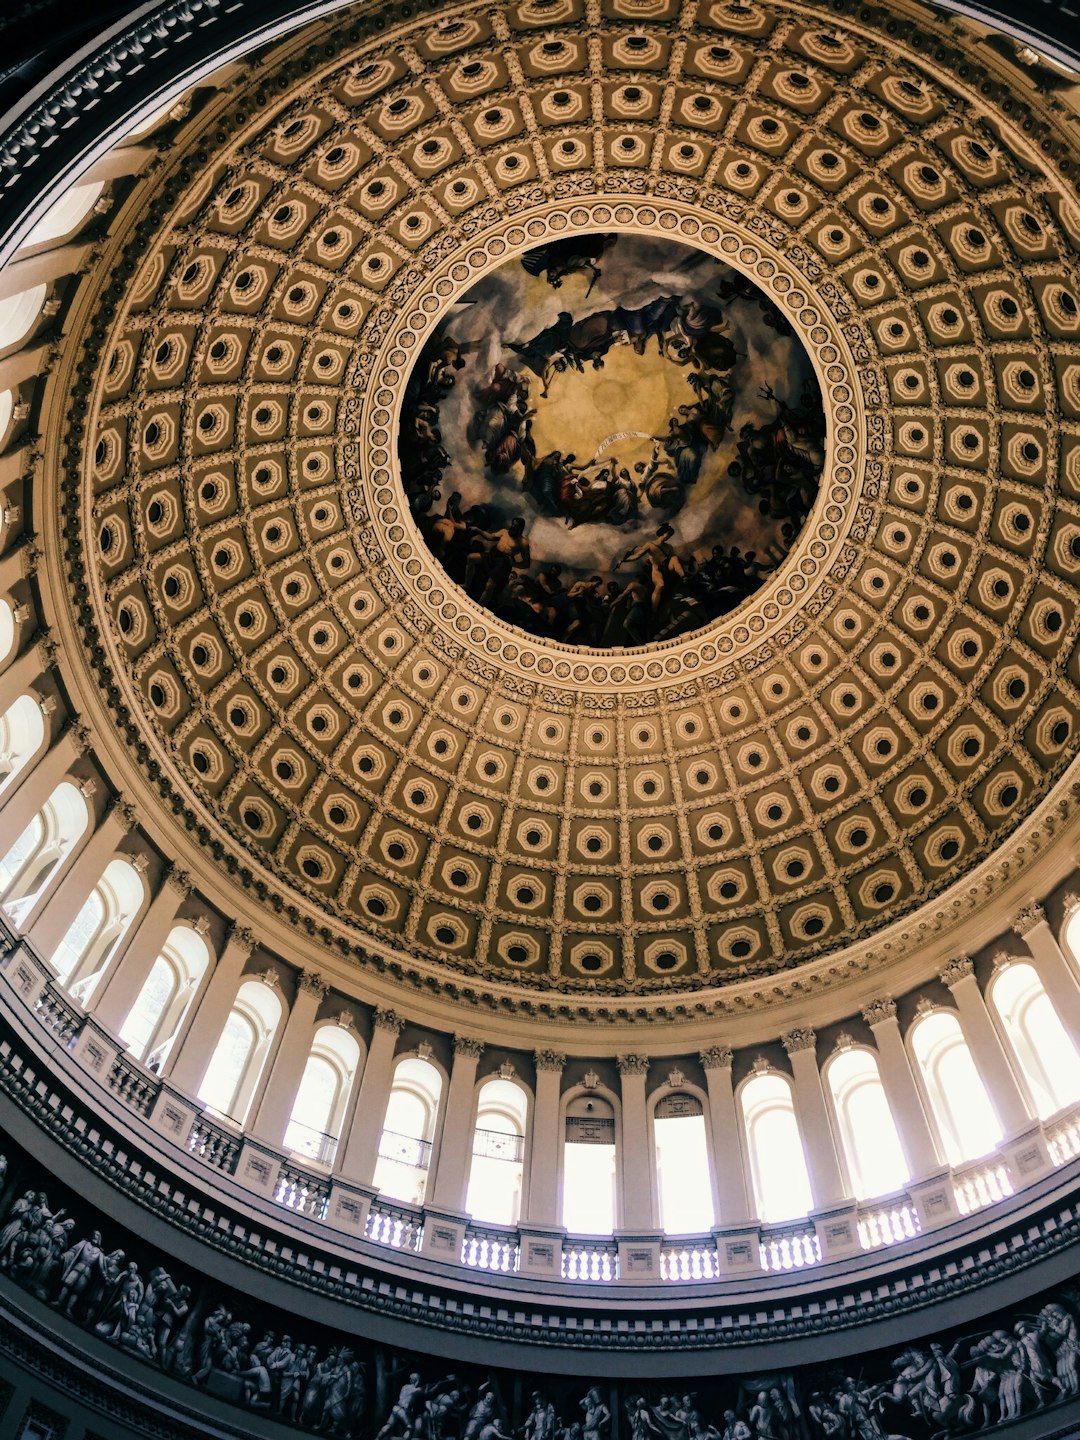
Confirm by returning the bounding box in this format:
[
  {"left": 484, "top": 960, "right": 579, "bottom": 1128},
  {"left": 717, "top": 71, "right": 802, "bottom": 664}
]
[{"left": 58, "top": 0, "right": 1080, "bottom": 1004}]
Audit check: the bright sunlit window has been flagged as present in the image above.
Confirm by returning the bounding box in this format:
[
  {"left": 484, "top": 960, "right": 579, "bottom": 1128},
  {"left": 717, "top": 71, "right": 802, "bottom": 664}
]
[
  {"left": 52, "top": 857, "right": 144, "bottom": 997},
  {"left": 562, "top": 1095, "right": 617, "bottom": 1235},
  {"left": 740, "top": 1071, "right": 813, "bottom": 1223},
  {"left": 0, "top": 694, "right": 45, "bottom": 796},
  {"left": 119, "top": 925, "right": 208, "bottom": 1067},
  {"left": 654, "top": 1093, "right": 714, "bottom": 1234},
  {"left": 22, "top": 180, "right": 104, "bottom": 248},
  {"left": 198, "top": 978, "right": 281, "bottom": 1124},
  {"left": 284, "top": 1024, "right": 360, "bottom": 1166},
  {"left": 466, "top": 1077, "right": 528, "bottom": 1225},
  {"left": 0, "top": 780, "right": 89, "bottom": 925},
  {"left": 373, "top": 1056, "right": 443, "bottom": 1206},
  {"left": 911, "top": 1009, "right": 1002, "bottom": 1165},
  {"left": 991, "top": 962, "right": 1080, "bottom": 1118},
  {"left": 0, "top": 285, "right": 47, "bottom": 353},
  {"left": 825, "top": 1047, "right": 909, "bottom": 1200}
]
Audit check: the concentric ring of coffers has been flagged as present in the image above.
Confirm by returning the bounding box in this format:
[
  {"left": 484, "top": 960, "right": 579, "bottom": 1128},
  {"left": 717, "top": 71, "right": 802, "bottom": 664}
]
[{"left": 73, "top": 0, "right": 1080, "bottom": 1000}]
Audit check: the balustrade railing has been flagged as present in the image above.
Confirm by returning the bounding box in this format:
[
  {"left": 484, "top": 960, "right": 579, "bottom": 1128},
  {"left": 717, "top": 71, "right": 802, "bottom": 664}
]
[
  {"left": 365, "top": 1197, "right": 423, "bottom": 1252},
  {"left": 275, "top": 1162, "right": 330, "bottom": 1220},
  {"left": 857, "top": 1196, "right": 921, "bottom": 1250},
  {"left": 759, "top": 1220, "right": 821, "bottom": 1272},
  {"left": 562, "top": 1238, "right": 618, "bottom": 1282},
  {"left": 461, "top": 1222, "right": 520, "bottom": 1273},
  {"left": 659, "top": 1237, "right": 721, "bottom": 1282},
  {"left": 108, "top": 1052, "right": 159, "bottom": 1116},
  {"left": 953, "top": 1156, "right": 1014, "bottom": 1215},
  {"left": 4, "top": 935, "right": 1080, "bottom": 1289}
]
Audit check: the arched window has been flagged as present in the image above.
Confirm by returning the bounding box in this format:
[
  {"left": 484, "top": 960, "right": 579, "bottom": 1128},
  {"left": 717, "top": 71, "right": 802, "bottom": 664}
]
[
  {"left": 0, "top": 599, "right": 16, "bottom": 669},
  {"left": 654, "top": 1091, "right": 714, "bottom": 1235},
  {"left": 0, "top": 695, "right": 45, "bottom": 797},
  {"left": 990, "top": 962, "right": 1080, "bottom": 1118},
  {"left": 198, "top": 979, "right": 281, "bottom": 1125},
  {"left": 22, "top": 181, "right": 104, "bottom": 249},
  {"left": 465, "top": 1077, "right": 529, "bottom": 1226},
  {"left": 0, "top": 285, "right": 47, "bottom": 354},
  {"left": 373, "top": 1056, "right": 443, "bottom": 1206},
  {"left": 0, "top": 780, "right": 89, "bottom": 924},
  {"left": 0, "top": 393, "right": 13, "bottom": 452},
  {"left": 284, "top": 1024, "right": 361, "bottom": 1167},
  {"left": 119, "top": 926, "right": 209, "bottom": 1068},
  {"left": 825, "top": 1047, "right": 909, "bottom": 1200},
  {"left": 910, "top": 1009, "right": 1002, "bottom": 1165},
  {"left": 562, "top": 1093, "right": 617, "bottom": 1235},
  {"left": 740, "top": 1071, "right": 813, "bottom": 1223},
  {"left": 52, "top": 857, "right": 145, "bottom": 997}
]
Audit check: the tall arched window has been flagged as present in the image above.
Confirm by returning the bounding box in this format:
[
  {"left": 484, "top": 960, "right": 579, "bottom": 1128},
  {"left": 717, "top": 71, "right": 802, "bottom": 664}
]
[
  {"left": 21, "top": 181, "right": 104, "bottom": 249},
  {"left": 990, "top": 962, "right": 1080, "bottom": 1118},
  {"left": 739, "top": 1071, "right": 813, "bottom": 1223},
  {"left": 653, "top": 1091, "right": 714, "bottom": 1235},
  {"left": 372, "top": 1056, "right": 443, "bottom": 1206},
  {"left": 0, "top": 780, "right": 89, "bottom": 924},
  {"left": 825, "top": 1047, "right": 909, "bottom": 1200},
  {"left": 284, "top": 1024, "right": 361, "bottom": 1167},
  {"left": 0, "top": 285, "right": 47, "bottom": 354},
  {"left": 465, "top": 1077, "right": 529, "bottom": 1225},
  {"left": 118, "top": 926, "right": 210, "bottom": 1068},
  {"left": 0, "top": 598, "right": 16, "bottom": 668},
  {"left": 910, "top": 1009, "right": 1002, "bottom": 1166},
  {"left": 562, "top": 1093, "right": 617, "bottom": 1235},
  {"left": 198, "top": 979, "right": 282, "bottom": 1125},
  {"left": 52, "top": 857, "right": 145, "bottom": 998},
  {"left": 0, "top": 694, "right": 45, "bottom": 798}
]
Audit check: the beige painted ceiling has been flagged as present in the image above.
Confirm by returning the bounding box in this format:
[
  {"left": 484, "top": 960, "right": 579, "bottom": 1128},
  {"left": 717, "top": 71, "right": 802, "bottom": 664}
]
[{"left": 63, "top": 0, "right": 1080, "bottom": 1003}]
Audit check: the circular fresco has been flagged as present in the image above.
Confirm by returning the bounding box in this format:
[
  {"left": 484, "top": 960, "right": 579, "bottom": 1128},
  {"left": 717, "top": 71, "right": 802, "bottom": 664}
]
[{"left": 398, "top": 233, "right": 826, "bottom": 649}]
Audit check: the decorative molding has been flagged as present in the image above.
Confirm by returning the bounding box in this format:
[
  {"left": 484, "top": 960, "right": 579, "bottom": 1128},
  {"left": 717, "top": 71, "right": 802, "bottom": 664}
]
[
  {"left": 416, "top": 1041, "right": 434, "bottom": 1062},
  {"left": 616, "top": 1054, "right": 649, "bottom": 1076},
  {"left": 834, "top": 1032, "right": 855, "bottom": 1052},
  {"left": 498, "top": 1060, "right": 516, "bottom": 1081},
  {"left": 534, "top": 1050, "right": 566, "bottom": 1072},
  {"left": 749, "top": 1056, "right": 772, "bottom": 1075},
  {"left": 1014, "top": 902, "right": 1047, "bottom": 936},
  {"left": 698, "top": 1046, "right": 733, "bottom": 1070},
  {"left": 226, "top": 923, "right": 255, "bottom": 955},
  {"left": 666, "top": 1066, "right": 687, "bottom": 1089},
  {"left": 298, "top": 969, "right": 328, "bottom": 999},
  {"left": 453, "top": 1034, "right": 484, "bottom": 1060},
  {"left": 373, "top": 1008, "right": 404, "bottom": 1034},
  {"left": 862, "top": 997, "right": 897, "bottom": 1026},
  {"left": 163, "top": 866, "right": 192, "bottom": 898},
  {"left": 255, "top": 968, "right": 280, "bottom": 992},
  {"left": 915, "top": 995, "right": 939, "bottom": 1016},
  {"left": 581, "top": 1069, "right": 599, "bottom": 1089},
  {"left": 781, "top": 1027, "right": 816, "bottom": 1055},
  {"left": 939, "top": 955, "right": 975, "bottom": 987}
]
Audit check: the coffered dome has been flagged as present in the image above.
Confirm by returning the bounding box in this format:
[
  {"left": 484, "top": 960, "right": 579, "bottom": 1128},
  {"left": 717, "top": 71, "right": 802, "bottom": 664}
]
[{"left": 52, "top": 0, "right": 1080, "bottom": 1013}]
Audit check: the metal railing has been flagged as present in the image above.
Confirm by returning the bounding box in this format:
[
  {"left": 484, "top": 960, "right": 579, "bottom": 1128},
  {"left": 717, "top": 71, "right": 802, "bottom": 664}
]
[
  {"left": 471, "top": 1126, "right": 525, "bottom": 1162},
  {"left": 283, "top": 1118, "right": 339, "bottom": 1168},
  {"left": 377, "top": 1128, "right": 432, "bottom": 1169}
]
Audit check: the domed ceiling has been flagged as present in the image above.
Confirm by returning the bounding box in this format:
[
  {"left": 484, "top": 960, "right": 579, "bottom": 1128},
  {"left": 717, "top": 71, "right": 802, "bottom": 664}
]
[{"left": 62, "top": 0, "right": 1080, "bottom": 1005}]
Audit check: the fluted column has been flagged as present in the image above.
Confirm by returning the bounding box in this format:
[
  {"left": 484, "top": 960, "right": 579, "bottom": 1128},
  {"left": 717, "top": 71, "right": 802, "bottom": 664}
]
[
  {"left": 166, "top": 925, "right": 254, "bottom": 1092},
  {"left": 250, "top": 970, "right": 329, "bottom": 1147},
  {"left": 617, "top": 1054, "right": 653, "bottom": 1229},
  {"left": 429, "top": 1036, "right": 484, "bottom": 1211},
  {"left": 26, "top": 796, "right": 135, "bottom": 958},
  {"left": 862, "top": 998, "right": 941, "bottom": 1178},
  {"left": 939, "top": 956, "right": 1031, "bottom": 1135},
  {"left": 699, "top": 1046, "right": 751, "bottom": 1223},
  {"left": 0, "top": 718, "right": 80, "bottom": 835},
  {"left": 91, "top": 866, "right": 192, "bottom": 1032},
  {"left": 524, "top": 1050, "right": 565, "bottom": 1225},
  {"left": 782, "top": 1028, "right": 848, "bottom": 1209},
  {"left": 1014, "top": 903, "right": 1080, "bottom": 1055},
  {"left": 338, "top": 1009, "right": 403, "bottom": 1185}
]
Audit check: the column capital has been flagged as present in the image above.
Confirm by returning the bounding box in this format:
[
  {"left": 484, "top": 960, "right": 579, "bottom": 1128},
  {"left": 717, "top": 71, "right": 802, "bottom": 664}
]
[
  {"left": 862, "top": 996, "right": 896, "bottom": 1026},
  {"left": 616, "top": 1053, "right": 649, "bottom": 1076},
  {"left": 109, "top": 794, "right": 139, "bottom": 832},
  {"left": 453, "top": 1034, "right": 484, "bottom": 1060},
  {"left": 226, "top": 922, "right": 256, "bottom": 955},
  {"left": 164, "top": 864, "right": 192, "bottom": 898},
  {"left": 298, "top": 969, "right": 328, "bottom": 1000},
  {"left": 781, "top": 1026, "right": 816, "bottom": 1055},
  {"left": 534, "top": 1049, "right": 566, "bottom": 1072},
  {"left": 939, "top": 954, "right": 974, "bottom": 987},
  {"left": 373, "top": 1007, "right": 404, "bottom": 1034},
  {"left": 699, "top": 1045, "right": 733, "bottom": 1070},
  {"left": 1013, "top": 902, "right": 1046, "bottom": 937}
]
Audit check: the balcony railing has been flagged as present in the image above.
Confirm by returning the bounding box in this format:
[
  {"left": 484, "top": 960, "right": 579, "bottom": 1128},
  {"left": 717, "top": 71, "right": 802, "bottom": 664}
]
[{"left": 5, "top": 940, "right": 1080, "bottom": 1291}]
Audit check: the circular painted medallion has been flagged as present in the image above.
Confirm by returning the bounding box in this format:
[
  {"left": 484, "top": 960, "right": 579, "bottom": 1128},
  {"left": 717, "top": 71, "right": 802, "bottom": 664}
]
[{"left": 398, "top": 233, "right": 826, "bottom": 648}]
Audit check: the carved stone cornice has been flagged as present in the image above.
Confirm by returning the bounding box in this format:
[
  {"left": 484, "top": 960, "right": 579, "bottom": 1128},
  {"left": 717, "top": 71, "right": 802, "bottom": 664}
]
[
  {"left": 939, "top": 955, "right": 975, "bottom": 987},
  {"left": 373, "top": 1008, "right": 404, "bottom": 1034},
  {"left": 534, "top": 1050, "right": 566, "bottom": 1072},
  {"left": 698, "top": 1045, "right": 733, "bottom": 1070},
  {"left": 781, "top": 1027, "right": 816, "bottom": 1055},
  {"left": 1013, "top": 902, "right": 1047, "bottom": 936},
  {"left": 453, "top": 1035, "right": 484, "bottom": 1060},
  {"left": 616, "top": 1054, "right": 649, "bottom": 1076},
  {"left": 298, "top": 969, "right": 329, "bottom": 1000},
  {"left": 862, "top": 997, "right": 897, "bottom": 1027}
]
